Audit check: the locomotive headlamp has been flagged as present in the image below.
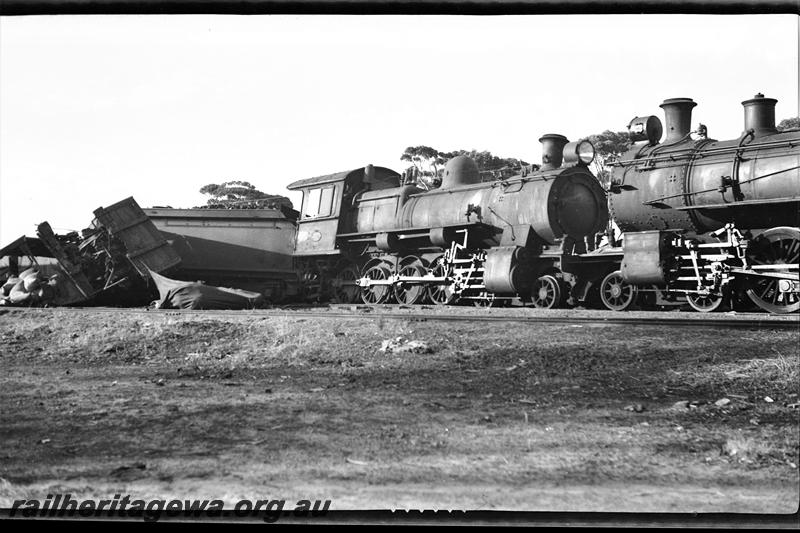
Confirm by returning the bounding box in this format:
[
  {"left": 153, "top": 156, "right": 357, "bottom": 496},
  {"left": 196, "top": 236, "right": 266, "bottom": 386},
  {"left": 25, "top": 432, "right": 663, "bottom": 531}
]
[
  {"left": 562, "top": 140, "right": 595, "bottom": 166},
  {"left": 627, "top": 115, "right": 663, "bottom": 145}
]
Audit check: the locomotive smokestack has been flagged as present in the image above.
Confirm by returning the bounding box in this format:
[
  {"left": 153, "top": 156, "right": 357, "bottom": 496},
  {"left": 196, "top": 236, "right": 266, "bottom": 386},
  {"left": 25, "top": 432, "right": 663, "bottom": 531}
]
[
  {"left": 742, "top": 93, "right": 778, "bottom": 137},
  {"left": 539, "top": 134, "right": 569, "bottom": 170},
  {"left": 659, "top": 98, "right": 696, "bottom": 143}
]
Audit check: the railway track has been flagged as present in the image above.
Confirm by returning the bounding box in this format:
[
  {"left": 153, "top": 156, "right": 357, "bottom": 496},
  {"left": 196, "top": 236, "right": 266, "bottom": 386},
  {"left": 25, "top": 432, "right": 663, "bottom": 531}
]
[{"left": 1, "top": 305, "right": 797, "bottom": 330}]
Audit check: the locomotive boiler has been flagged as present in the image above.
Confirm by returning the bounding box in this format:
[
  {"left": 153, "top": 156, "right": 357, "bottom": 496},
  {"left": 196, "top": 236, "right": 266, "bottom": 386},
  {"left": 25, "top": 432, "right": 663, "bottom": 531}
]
[
  {"left": 606, "top": 93, "right": 799, "bottom": 313},
  {"left": 288, "top": 135, "right": 608, "bottom": 307}
]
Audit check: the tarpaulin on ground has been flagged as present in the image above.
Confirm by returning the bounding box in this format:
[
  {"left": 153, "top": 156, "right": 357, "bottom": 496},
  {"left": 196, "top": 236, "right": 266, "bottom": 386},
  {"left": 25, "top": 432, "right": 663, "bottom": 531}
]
[{"left": 148, "top": 269, "right": 264, "bottom": 310}]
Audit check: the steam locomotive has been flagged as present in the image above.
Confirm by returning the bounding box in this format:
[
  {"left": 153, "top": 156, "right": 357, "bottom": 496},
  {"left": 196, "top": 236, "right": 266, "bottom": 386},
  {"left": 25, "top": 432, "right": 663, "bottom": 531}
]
[
  {"left": 288, "top": 136, "right": 610, "bottom": 308},
  {"left": 286, "top": 93, "right": 799, "bottom": 313},
  {"left": 606, "top": 93, "right": 799, "bottom": 314}
]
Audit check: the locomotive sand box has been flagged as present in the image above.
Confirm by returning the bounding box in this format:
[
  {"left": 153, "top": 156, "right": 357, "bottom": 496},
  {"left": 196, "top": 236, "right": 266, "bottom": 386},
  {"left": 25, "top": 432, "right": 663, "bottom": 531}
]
[{"left": 1, "top": 93, "right": 798, "bottom": 314}]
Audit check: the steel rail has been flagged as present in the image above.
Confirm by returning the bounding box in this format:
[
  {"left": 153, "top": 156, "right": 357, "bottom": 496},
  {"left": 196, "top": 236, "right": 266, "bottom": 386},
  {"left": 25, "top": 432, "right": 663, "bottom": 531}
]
[{"left": 0, "top": 305, "right": 797, "bottom": 330}]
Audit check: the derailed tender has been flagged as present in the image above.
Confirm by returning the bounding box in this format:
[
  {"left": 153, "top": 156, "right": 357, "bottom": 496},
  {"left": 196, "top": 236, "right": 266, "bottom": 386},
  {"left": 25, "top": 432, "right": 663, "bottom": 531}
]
[
  {"left": 0, "top": 197, "right": 181, "bottom": 307},
  {"left": 143, "top": 206, "right": 298, "bottom": 302}
]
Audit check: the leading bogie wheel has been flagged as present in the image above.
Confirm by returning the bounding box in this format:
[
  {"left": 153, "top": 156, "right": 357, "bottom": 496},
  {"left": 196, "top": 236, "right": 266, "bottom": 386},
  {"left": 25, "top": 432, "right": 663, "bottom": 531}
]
[
  {"left": 531, "top": 274, "right": 562, "bottom": 309},
  {"left": 473, "top": 291, "right": 497, "bottom": 308},
  {"left": 600, "top": 270, "right": 637, "bottom": 311},
  {"left": 686, "top": 291, "right": 725, "bottom": 313}
]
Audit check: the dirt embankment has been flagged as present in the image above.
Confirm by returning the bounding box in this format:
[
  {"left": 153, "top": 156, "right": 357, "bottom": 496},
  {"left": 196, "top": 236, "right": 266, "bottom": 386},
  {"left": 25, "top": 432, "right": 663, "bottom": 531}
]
[{"left": 1, "top": 309, "right": 798, "bottom": 513}]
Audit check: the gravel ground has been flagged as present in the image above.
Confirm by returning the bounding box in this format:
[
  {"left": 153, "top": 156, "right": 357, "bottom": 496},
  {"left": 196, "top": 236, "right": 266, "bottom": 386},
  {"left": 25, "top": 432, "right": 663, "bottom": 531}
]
[{"left": 1, "top": 308, "right": 798, "bottom": 516}]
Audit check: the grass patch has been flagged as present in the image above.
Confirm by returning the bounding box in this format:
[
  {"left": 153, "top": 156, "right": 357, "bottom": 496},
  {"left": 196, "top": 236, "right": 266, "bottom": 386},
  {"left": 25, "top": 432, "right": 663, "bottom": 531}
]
[
  {"left": 721, "top": 434, "right": 796, "bottom": 467},
  {"left": 664, "top": 343, "right": 799, "bottom": 396}
]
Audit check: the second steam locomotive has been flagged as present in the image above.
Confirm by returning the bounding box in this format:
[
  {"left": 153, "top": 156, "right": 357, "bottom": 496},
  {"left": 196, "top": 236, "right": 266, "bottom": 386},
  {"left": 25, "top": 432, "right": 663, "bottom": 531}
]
[
  {"left": 285, "top": 93, "right": 799, "bottom": 313},
  {"left": 289, "top": 135, "right": 607, "bottom": 308},
  {"left": 607, "top": 93, "right": 799, "bottom": 313}
]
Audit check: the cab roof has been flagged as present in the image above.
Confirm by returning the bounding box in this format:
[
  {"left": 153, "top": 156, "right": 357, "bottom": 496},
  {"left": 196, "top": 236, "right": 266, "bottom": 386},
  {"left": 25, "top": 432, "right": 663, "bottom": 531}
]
[{"left": 287, "top": 166, "right": 400, "bottom": 190}]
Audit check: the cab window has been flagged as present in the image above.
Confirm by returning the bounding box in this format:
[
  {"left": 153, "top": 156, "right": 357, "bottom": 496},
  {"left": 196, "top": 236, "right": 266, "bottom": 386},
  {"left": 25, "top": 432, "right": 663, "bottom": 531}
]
[
  {"left": 303, "top": 186, "right": 335, "bottom": 218},
  {"left": 319, "top": 186, "right": 334, "bottom": 217}
]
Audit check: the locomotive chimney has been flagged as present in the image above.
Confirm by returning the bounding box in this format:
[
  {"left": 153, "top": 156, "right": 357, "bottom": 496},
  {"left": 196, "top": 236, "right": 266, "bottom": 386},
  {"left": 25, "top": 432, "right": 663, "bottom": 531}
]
[
  {"left": 539, "top": 134, "right": 569, "bottom": 170},
  {"left": 742, "top": 93, "right": 778, "bottom": 137},
  {"left": 659, "top": 98, "right": 696, "bottom": 143}
]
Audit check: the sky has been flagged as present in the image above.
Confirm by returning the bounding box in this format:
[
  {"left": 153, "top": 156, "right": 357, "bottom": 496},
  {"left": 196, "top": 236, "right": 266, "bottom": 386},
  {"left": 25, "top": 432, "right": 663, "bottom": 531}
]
[{"left": 0, "top": 14, "right": 798, "bottom": 245}]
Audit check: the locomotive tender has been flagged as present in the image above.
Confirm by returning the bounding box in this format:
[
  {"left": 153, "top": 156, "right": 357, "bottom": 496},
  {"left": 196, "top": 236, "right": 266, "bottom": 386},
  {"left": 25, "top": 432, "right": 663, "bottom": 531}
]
[
  {"left": 287, "top": 93, "right": 799, "bottom": 313},
  {"left": 145, "top": 207, "right": 297, "bottom": 300}
]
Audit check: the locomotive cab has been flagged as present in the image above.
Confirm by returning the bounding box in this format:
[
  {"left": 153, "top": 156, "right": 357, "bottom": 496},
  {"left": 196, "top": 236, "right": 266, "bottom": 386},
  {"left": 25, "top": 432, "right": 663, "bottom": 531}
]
[{"left": 287, "top": 165, "right": 402, "bottom": 256}]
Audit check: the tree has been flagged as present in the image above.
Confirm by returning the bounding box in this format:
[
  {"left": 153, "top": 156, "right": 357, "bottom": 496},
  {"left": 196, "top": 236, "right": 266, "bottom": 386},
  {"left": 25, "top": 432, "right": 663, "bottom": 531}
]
[
  {"left": 580, "top": 130, "right": 632, "bottom": 187},
  {"left": 400, "top": 146, "right": 532, "bottom": 188},
  {"left": 198, "top": 180, "right": 294, "bottom": 212},
  {"left": 440, "top": 149, "right": 530, "bottom": 171},
  {"left": 777, "top": 117, "right": 800, "bottom": 131},
  {"left": 400, "top": 146, "right": 447, "bottom": 189}
]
